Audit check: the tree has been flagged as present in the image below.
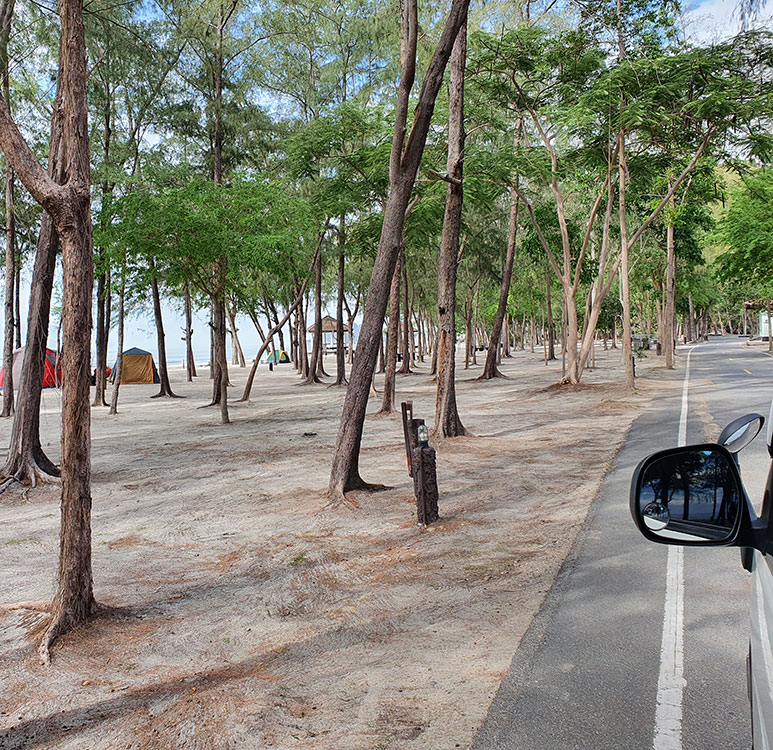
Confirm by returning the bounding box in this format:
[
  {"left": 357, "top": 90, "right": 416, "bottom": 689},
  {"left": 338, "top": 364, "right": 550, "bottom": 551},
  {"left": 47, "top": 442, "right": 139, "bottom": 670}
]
[
  {"left": 327, "top": 0, "right": 472, "bottom": 502},
  {"left": 434, "top": 17, "right": 468, "bottom": 436},
  {"left": 715, "top": 169, "right": 773, "bottom": 350},
  {"left": 0, "top": 0, "right": 95, "bottom": 662}
]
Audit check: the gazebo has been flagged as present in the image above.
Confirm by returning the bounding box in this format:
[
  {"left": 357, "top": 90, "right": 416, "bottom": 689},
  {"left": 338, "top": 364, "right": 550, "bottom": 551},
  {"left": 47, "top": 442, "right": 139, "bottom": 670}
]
[{"left": 307, "top": 315, "right": 351, "bottom": 353}]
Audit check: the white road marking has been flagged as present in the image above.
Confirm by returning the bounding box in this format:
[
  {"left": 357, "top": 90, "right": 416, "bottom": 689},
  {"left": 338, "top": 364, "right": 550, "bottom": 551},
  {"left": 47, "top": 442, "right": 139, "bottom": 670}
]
[{"left": 653, "top": 346, "right": 697, "bottom": 750}]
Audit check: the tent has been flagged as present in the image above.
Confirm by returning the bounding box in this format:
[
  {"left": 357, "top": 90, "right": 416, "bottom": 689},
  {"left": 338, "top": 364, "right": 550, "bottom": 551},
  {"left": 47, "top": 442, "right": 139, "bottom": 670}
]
[
  {"left": 0, "top": 347, "right": 61, "bottom": 390},
  {"left": 264, "top": 350, "right": 291, "bottom": 364},
  {"left": 110, "top": 347, "right": 160, "bottom": 384}
]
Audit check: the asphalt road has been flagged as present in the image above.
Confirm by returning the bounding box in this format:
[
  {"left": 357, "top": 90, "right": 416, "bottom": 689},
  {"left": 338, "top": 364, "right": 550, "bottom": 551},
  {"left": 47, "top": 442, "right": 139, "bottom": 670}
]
[{"left": 473, "top": 337, "right": 771, "bottom": 750}]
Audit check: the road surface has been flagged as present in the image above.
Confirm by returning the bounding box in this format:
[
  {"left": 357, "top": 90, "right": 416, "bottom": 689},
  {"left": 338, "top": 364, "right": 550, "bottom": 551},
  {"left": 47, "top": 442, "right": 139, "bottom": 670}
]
[{"left": 473, "top": 337, "right": 770, "bottom": 750}]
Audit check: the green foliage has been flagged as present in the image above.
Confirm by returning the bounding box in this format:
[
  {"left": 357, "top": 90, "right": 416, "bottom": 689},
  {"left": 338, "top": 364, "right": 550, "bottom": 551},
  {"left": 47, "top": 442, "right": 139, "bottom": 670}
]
[
  {"left": 99, "top": 177, "right": 318, "bottom": 307},
  {"left": 715, "top": 169, "right": 773, "bottom": 299}
]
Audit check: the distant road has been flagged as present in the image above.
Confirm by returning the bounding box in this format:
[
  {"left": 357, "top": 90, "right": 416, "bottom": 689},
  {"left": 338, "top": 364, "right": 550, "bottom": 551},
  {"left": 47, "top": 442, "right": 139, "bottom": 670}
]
[{"left": 473, "top": 337, "right": 770, "bottom": 750}]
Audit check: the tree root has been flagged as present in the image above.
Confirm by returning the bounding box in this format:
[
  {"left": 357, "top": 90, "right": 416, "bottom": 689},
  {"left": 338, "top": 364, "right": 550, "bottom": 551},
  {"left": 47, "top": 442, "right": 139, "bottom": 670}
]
[
  {"left": 323, "top": 479, "right": 391, "bottom": 510},
  {"left": 151, "top": 392, "right": 185, "bottom": 399},
  {"left": 38, "top": 612, "right": 68, "bottom": 665},
  {"left": 323, "top": 489, "right": 360, "bottom": 510},
  {"left": 476, "top": 369, "right": 508, "bottom": 381},
  {"left": 36, "top": 600, "right": 102, "bottom": 665},
  {"left": 0, "top": 600, "right": 50, "bottom": 613},
  {"left": 432, "top": 427, "right": 472, "bottom": 440},
  {"left": 0, "top": 457, "right": 61, "bottom": 495}
]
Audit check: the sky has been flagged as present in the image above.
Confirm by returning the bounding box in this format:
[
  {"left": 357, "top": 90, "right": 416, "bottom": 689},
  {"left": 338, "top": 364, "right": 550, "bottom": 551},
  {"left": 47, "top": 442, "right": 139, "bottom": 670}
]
[{"left": 7, "top": 0, "right": 772, "bottom": 370}]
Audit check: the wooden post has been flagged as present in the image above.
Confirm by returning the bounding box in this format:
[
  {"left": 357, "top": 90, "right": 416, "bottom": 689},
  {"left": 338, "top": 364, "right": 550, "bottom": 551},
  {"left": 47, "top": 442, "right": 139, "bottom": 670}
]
[
  {"left": 412, "top": 443, "right": 439, "bottom": 526},
  {"left": 401, "top": 401, "right": 415, "bottom": 475},
  {"left": 402, "top": 401, "right": 439, "bottom": 525}
]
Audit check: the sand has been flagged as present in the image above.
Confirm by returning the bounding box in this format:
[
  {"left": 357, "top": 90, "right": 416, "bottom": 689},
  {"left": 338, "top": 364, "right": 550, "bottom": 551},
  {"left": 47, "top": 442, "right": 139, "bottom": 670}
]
[{"left": 0, "top": 344, "right": 667, "bottom": 749}]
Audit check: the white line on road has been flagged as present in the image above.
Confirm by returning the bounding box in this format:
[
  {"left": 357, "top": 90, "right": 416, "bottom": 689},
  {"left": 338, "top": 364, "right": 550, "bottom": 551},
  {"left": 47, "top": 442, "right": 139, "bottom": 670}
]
[{"left": 653, "top": 346, "right": 697, "bottom": 750}]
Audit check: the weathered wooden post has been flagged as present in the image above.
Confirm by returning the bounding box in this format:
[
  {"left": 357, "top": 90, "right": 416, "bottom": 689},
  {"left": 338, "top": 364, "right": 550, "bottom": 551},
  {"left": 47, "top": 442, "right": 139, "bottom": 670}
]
[{"left": 401, "top": 402, "right": 439, "bottom": 526}]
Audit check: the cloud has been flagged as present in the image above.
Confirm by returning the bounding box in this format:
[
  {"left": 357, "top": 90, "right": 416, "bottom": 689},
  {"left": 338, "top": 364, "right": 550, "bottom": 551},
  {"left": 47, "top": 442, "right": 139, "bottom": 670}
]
[{"left": 683, "top": 0, "right": 772, "bottom": 44}]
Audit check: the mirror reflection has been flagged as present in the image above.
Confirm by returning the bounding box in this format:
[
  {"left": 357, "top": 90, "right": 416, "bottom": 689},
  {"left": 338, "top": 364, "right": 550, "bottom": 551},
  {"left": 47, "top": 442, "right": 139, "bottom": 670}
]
[{"left": 638, "top": 449, "right": 741, "bottom": 542}]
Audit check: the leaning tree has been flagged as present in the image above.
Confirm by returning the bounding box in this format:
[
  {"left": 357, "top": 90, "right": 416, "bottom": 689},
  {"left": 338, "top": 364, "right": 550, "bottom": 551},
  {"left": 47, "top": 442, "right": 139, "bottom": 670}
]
[{"left": 327, "top": 0, "right": 472, "bottom": 502}]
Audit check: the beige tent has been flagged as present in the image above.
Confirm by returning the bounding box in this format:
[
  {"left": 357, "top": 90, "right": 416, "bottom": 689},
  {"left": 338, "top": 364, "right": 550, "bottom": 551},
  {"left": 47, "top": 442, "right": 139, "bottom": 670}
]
[{"left": 110, "top": 347, "right": 160, "bottom": 385}]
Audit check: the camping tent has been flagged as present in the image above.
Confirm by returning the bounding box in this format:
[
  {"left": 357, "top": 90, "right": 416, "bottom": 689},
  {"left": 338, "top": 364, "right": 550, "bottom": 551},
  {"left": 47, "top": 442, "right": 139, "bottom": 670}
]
[
  {"left": 0, "top": 347, "right": 61, "bottom": 390},
  {"left": 110, "top": 347, "right": 160, "bottom": 384},
  {"left": 264, "top": 350, "right": 291, "bottom": 364}
]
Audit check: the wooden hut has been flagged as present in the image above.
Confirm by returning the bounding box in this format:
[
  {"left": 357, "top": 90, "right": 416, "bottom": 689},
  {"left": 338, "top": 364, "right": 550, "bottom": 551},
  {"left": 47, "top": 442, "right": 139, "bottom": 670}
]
[{"left": 307, "top": 316, "right": 351, "bottom": 353}]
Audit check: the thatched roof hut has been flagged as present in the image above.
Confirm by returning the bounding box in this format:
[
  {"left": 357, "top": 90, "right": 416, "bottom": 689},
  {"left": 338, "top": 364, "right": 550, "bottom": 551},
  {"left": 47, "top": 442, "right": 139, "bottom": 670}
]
[{"left": 307, "top": 315, "right": 350, "bottom": 333}]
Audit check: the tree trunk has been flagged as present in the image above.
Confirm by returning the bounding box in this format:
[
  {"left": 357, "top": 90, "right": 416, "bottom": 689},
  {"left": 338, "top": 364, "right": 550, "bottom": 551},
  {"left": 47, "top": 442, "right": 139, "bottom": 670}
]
[
  {"left": 0, "top": 0, "right": 99, "bottom": 661},
  {"left": 481, "top": 194, "right": 518, "bottom": 378},
  {"left": 379, "top": 251, "right": 401, "bottom": 415},
  {"left": 614, "top": 129, "right": 635, "bottom": 389},
  {"left": 1, "top": 7, "right": 13, "bottom": 417},
  {"left": 664, "top": 185, "right": 676, "bottom": 370},
  {"left": 688, "top": 292, "right": 696, "bottom": 343},
  {"left": 334, "top": 239, "right": 347, "bottom": 385},
  {"left": 2, "top": 161, "right": 14, "bottom": 417},
  {"left": 434, "top": 22, "right": 467, "bottom": 435},
  {"left": 109, "top": 265, "right": 125, "bottom": 415},
  {"left": 227, "top": 304, "right": 246, "bottom": 367},
  {"left": 430, "top": 324, "right": 439, "bottom": 376},
  {"left": 209, "top": 301, "right": 215, "bottom": 380},
  {"left": 0, "top": 26, "right": 63, "bottom": 486},
  {"left": 327, "top": 0, "right": 471, "bottom": 501},
  {"left": 150, "top": 274, "right": 179, "bottom": 398},
  {"left": 397, "top": 259, "right": 412, "bottom": 374},
  {"left": 304, "top": 249, "right": 323, "bottom": 384},
  {"left": 545, "top": 263, "right": 555, "bottom": 361},
  {"left": 92, "top": 265, "right": 109, "bottom": 406},
  {"left": 184, "top": 283, "right": 196, "bottom": 380},
  {"left": 240, "top": 258, "right": 317, "bottom": 402},
  {"left": 211, "top": 295, "right": 230, "bottom": 423},
  {"left": 464, "top": 289, "right": 474, "bottom": 369}
]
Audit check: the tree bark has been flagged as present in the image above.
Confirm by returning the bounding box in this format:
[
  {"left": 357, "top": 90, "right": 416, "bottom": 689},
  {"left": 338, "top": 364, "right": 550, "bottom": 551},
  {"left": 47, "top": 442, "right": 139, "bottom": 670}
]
[
  {"left": 379, "top": 251, "right": 401, "bottom": 414},
  {"left": 92, "top": 265, "right": 109, "bottom": 406},
  {"left": 481, "top": 174, "right": 518, "bottom": 378},
  {"left": 0, "top": 30, "right": 63, "bottom": 486},
  {"left": 0, "top": 0, "right": 99, "bottom": 661},
  {"left": 664, "top": 185, "right": 676, "bottom": 369},
  {"left": 150, "top": 273, "right": 179, "bottom": 398},
  {"left": 619, "top": 133, "right": 635, "bottom": 390},
  {"left": 209, "top": 295, "right": 230, "bottom": 423},
  {"left": 109, "top": 264, "right": 125, "bottom": 415},
  {"left": 334, "top": 223, "right": 347, "bottom": 385},
  {"left": 434, "top": 21, "right": 467, "bottom": 435},
  {"left": 184, "top": 283, "right": 196, "bottom": 381},
  {"left": 304, "top": 249, "right": 324, "bottom": 384},
  {"left": 227, "top": 304, "right": 246, "bottom": 367},
  {"left": 397, "top": 259, "right": 413, "bottom": 374},
  {"left": 0, "top": 3, "right": 13, "bottom": 418},
  {"left": 2, "top": 161, "right": 14, "bottom": 417},
  {"left": 327, "top": 0, "right": 470, "bottom": 501},
  {"left": 239, "top": 247, "right": 320, "bottom": 401}
]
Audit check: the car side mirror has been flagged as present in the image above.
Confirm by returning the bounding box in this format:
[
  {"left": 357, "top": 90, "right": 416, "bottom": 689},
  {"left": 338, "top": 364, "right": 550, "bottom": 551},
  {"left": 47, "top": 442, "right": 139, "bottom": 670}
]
[
  {"left": 718, "top": 413, "right": 764, "bottom": 455},
  {"left": 630, "top": 445, "right": 748, "bottom": 546}
]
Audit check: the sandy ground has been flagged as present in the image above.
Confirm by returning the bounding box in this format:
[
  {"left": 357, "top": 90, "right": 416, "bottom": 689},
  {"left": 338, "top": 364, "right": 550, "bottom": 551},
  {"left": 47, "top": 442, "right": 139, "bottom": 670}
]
[{"left": 0, "top": 343, "right": 669, "bottom": 750}]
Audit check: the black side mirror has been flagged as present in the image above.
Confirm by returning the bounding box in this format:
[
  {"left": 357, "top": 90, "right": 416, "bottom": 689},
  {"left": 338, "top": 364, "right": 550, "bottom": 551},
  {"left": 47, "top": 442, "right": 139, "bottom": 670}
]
[{"left": 630, "top": 445, "right": 749, "bottom": 547}]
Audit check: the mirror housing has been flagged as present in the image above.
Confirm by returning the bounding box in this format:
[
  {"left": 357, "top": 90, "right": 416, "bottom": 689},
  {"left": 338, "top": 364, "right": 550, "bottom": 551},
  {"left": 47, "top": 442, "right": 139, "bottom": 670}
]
[
  {"left": 717, "top": 413, "right": 764, "bottom": 455},
  {"left": 630, "top": 444, "right": 753, "bottom": 548}
]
